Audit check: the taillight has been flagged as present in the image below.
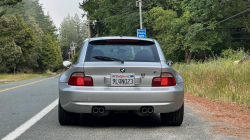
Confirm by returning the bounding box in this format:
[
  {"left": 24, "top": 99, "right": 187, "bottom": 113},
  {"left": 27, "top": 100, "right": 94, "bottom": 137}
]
[
  {"left": 68, "top": 72, "right": 93, "bottom": 86},
  {"left": 152, "top": 72, "right": 176, "bottom": 86}
]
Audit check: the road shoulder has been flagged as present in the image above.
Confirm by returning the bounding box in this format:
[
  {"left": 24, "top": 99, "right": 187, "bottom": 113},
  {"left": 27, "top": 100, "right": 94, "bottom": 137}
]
[
  {"left": 0, "top": 74, "right": 59, "bottom": 91},
  {"left": 185, "top": 92, "right": 250, "bottom": 139}
]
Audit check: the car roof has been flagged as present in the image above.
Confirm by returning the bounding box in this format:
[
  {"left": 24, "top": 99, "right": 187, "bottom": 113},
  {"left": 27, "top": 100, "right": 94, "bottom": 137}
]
[{"left": 89, "top": 36, "right": 155, "bottom": 42}]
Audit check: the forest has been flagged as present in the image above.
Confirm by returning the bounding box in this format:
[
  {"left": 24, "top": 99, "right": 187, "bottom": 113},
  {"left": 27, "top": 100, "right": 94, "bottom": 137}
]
[
  {"left": 80, "top": 0, "right": 250, "bottom": 62},
  {"left": 0, "top": 0, "right": 88, "bottom": 73},
  {"left": 0, "top": 0, "right": 62, "bottom": 73}
]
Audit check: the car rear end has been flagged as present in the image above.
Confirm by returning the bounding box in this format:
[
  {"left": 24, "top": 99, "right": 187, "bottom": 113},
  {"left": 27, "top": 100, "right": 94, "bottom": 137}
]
[{"left": 58, "top": 37, "right": 184, "bottom": 126}]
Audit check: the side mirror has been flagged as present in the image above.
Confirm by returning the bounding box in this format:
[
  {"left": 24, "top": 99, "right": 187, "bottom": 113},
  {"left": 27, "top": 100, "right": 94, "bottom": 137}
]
[
  {"left": 166, "top": 60, "right": 174, "bottom": 67},
  {"left": 63, "top": 61, "right": 72, "bottom": 68}
]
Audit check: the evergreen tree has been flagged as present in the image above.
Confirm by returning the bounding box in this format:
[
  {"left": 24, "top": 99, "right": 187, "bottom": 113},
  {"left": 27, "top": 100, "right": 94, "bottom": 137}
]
[
  {"left": 0, "top": 16, "right": 22, "bottom": 72},
  {"left": 0, "top": 0, "right": 22, "bottom": 16},
  {"left": 9, "top": 13, "right": 36, "bottom": 68},
  {"left": 0, "top": 0, "right": 63, "bottom": 73},
  {"left": 39, "top": 34, "right": 62, "bottom": 72},
  {"left": 59, "top": 14, "right": 87, "bottom": 60}
]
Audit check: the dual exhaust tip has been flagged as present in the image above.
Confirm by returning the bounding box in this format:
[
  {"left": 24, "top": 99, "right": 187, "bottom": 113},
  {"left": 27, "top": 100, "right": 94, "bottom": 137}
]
[
  {"left": 92, "top": 106, "right": 105, "bottom": 114},
  {"left": 141, "top": 106, "right": 154, "bottom": 114}
]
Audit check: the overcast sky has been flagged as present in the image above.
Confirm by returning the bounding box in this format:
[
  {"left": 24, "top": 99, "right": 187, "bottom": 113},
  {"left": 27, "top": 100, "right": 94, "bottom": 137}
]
[{"left": 39, "top": 0, "right": 86, "bottom": 29}]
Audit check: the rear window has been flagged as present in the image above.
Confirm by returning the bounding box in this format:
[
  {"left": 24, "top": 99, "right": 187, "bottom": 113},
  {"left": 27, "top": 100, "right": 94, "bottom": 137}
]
[{"left": 85, "top": 40, "right": 160, "bottom": 62}]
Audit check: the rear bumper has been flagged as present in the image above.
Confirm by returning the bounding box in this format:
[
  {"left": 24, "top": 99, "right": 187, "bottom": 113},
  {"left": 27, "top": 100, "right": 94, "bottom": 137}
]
[{"left": 59, "top": 83, "right": 184, "bottom": 113}]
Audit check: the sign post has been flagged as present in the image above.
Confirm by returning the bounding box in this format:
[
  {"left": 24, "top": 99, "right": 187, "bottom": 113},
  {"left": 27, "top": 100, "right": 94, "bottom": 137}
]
[{"left": 137, "top": 29, "right": 146, "bottom": 38}]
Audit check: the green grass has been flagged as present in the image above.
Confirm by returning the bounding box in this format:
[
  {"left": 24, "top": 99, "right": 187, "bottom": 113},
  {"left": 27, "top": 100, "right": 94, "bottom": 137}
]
[
  {"left": 0, "top": 72, "right": 54, "bottom": 84},
  {"left": 173, "top": 51, "right": 250, "bottom": 108}
]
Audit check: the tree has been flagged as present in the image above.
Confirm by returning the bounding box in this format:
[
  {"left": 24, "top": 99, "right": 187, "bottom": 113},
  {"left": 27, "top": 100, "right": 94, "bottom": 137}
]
[
  {"left": 0, "top": 0, "right": 22, "bottom": 17},
  {"left": 24, "top": 15, "right": 44, "bottom": 69},
  {"left": 8, "top": 13, "right": 36, "bottom": 68},
  {"left": 80, "top": 0, "right": 250, "bottom": 62},
  {"left": 0, "top": 0, "right": 22, "bottom": 6},
  {"left": 79, "top": 0, "right": 176, "bottom": 37},
  {"left": 0, "top": 0, "right": 63, "bottom": 73},
  {"left": 0, "top": 16, "right": 22, "bottom": 72},
  {"left": 74, "top": 14, "right": 87, "bottom": 45},
  {"left": 59, "top": 14, "right": 87, "bottom": 60},
  {"left": 39, "top": 34, "right": 62, "bottom": 72},
  {"left": 3, "top": 0, "right": 58, "bottom": 40}
]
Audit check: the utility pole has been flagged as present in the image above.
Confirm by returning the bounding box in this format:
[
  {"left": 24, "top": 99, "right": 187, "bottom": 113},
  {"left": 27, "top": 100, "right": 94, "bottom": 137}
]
[
  {"left": 139, "top": 0, "right": 142, "bottom": 29},
  {"left": 68, "top": 50, "right": 71, "bottom": 60},
  {"left": 70, "top": 41, "right": 77, "bottom": 59},
  {"left": 71, "top": 48, "right": 73, "bottom": 59}
]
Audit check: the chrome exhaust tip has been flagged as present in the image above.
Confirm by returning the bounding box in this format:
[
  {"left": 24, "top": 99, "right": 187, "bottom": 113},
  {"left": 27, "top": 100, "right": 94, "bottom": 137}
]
[
  {"left": 99, "top": 107, "right": 105, "bottom": 113},
  {"left": 141, "top": 107, "right": 148, "bottom": 113},
  {"left": 148, "top": 107, "right": 154, "bottom": 113},
  {"left": 93, "top": 107, "right": 99, "bottom": 113}
]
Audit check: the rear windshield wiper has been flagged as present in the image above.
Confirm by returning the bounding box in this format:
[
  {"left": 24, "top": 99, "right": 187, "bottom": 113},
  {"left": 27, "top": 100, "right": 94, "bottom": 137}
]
[{"left": 92, "top": 56, "right": 124, "bottom": 64}]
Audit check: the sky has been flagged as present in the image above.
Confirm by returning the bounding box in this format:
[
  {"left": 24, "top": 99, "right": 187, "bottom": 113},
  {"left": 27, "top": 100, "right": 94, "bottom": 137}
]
[{"left": 39, "top": 0, "right": 86, "bottom": 29}]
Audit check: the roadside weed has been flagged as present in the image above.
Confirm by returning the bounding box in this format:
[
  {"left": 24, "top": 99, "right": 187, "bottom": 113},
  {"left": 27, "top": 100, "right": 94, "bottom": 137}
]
[{"left": 174, "top": 53, "right": 250, "bottom": 107}]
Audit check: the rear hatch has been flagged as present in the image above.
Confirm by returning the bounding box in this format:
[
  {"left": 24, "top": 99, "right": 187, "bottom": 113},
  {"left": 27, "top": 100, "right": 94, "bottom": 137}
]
[{"left": 83, "top": 39, "right": 162, "bottom": 87}]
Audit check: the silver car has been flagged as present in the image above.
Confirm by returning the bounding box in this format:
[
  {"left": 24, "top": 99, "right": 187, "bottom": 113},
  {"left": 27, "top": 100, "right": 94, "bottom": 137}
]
[{"left": 59, "top": 36, "right": 184, "bottom": 126}]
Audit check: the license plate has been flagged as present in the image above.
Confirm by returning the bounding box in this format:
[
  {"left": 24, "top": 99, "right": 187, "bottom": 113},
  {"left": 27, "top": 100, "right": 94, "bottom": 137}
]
[{"left": 111, "top": 73, "right": 135, "bottom": 86}]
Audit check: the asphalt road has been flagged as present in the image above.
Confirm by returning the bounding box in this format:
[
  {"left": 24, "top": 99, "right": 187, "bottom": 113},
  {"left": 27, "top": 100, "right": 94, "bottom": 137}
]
[{"left": 0, "top": 75, "right": 243, "bottom": 140}]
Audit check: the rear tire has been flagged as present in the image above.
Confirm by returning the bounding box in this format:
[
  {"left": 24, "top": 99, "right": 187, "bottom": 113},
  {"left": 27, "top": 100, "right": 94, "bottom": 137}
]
[
  {"left": 58, "top": 101, "right": 80, "bottom": 125},
  {"left": 160, "top": 103, "right": 184, "bottom": 126}
]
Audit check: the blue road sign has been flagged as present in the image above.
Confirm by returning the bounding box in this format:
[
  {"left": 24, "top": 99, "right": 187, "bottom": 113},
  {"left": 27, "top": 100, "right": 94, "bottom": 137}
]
[{"left": 137, "top": 29, "right": 146, "bottom": 38}]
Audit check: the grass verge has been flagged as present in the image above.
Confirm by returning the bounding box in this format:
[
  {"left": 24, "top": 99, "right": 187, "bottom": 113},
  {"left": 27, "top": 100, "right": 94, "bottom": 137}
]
[
  {"left": 0, "top": 72, "right": 55, "bottom": 84},
  {"left": 173, "top": 51, "right": 250, "bottom": 108}
]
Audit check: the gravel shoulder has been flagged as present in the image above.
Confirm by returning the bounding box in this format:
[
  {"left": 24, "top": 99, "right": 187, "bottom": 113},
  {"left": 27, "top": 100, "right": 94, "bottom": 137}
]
[{"left": 185, "top": 92, "right": 250, "bottom": 139}]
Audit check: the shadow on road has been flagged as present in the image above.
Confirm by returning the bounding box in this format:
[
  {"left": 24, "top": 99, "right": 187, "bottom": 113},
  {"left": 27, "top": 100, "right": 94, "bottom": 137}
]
[{"left": 78, "top": 111, "right": 162, "bottom": 127}]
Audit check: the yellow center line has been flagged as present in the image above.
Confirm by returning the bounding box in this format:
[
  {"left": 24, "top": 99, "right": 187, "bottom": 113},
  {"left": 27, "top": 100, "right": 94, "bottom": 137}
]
[{"left": 0, "top": 75, "right": 60, "bottom": 93}]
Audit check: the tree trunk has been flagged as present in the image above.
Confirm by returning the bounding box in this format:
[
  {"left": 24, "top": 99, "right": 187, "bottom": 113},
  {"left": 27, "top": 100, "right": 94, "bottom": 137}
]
[
  {"left": 185, "top": 47, "right": 192, "bottom": 63},
  {"left": 188, "top": 52, "right": 193, "bottom": 62},
  {"left": 203, "top": 50, "right": 207, "bottom": 60},
  {"left": 243, "top": 14, "right": 250, "bottom": 34},
  {"left": 185, "top": 48, "right": 189, "bottom": 61}
]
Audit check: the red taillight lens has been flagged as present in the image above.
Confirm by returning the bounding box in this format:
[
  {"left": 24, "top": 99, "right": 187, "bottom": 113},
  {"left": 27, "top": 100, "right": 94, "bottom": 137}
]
[
  {"left": 83, "top": 77, "right": 93, "bottom": 86},
  {"left": 152, "top": 77, "right": 161, "bottom": 86},
  {"left": 68, "top": 72, "right": 93, "bottom": 86},
  {"left": 152, "top": 73, "right": 176, "bottom": 86}
]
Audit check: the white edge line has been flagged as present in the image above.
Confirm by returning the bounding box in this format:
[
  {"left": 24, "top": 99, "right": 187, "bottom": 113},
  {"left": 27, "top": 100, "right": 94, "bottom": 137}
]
[{"left": 1, "top": 98, "right": 59, "bottom": 140}]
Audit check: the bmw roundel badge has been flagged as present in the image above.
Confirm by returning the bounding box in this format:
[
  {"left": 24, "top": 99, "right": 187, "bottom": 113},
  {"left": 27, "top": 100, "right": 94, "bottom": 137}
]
[{"left": 120, "top": 68, "right": 126, "bottom": 73}]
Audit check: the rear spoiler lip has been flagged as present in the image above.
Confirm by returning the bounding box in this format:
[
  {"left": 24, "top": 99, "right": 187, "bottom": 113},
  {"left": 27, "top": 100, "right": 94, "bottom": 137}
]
[
  {"left": 89, "top": 36, "right": 155, "bottom": 42},
  {"left": 89, "top": 40, "right": 155, "bottom": 45}
]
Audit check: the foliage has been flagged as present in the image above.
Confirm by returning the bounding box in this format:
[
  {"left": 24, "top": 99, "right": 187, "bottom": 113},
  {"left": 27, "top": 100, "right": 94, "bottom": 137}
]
[
  {"left": 0, "top": 41, "right": 22, "bottom": 72},
  {"left": 2, "top": 0, "right": 58, "bottom": 40},
  {"left": 0, "top": 0, "right": 22, "bottom": 6},
  {"left": 72, "top": 51, "right": 80, "bottom": 64},
  {"left": 0, "top": 15, "right": 22, "bottom": 72},
  {"left": 80, "top": 0, "right": 250, "bottom": 62},
  {"left": 0, "top": 0, "right": 62, "bottom": 73},
  {"left": 59, "top": 14, "right": 87, "bottom": 60},
  {"left": 80, "top": 0, "right": 171, "bottom": 37},
  {"left": 0, "top": 0, "right": 22, "bottom": 16},
  {"left": 173, "top": 50, "right": 250, "bottom": 107}
]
